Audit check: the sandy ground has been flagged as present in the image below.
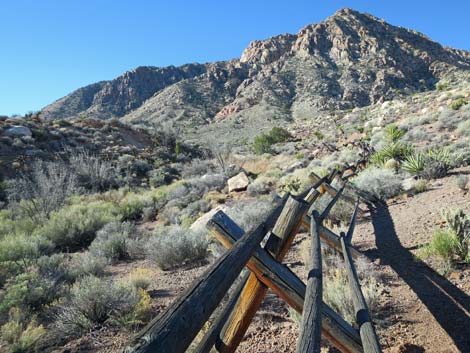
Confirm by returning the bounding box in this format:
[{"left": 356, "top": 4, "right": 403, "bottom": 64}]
[{"left": 57, "top": 169, "right": 470, "bottom": 353}]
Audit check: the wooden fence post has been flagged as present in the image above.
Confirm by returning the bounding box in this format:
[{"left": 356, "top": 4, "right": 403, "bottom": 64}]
[
  {"left": 296, "top": 210, "right": 323, "bottom": 353},
  {"left": 216, "top": 196, "right": 309, "bottom": 353},
  {"left": 340, "top": 232, "right": 382, "bottom": 353},
  {"left": 124, "top": 198, "right": 287, "bottom": 353}
]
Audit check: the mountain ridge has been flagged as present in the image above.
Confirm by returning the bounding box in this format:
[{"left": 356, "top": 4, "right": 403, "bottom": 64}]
[{"left": 40, "top": 8, "right": 470, "bottom": 131}]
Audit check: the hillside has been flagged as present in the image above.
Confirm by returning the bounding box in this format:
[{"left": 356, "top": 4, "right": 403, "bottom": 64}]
[{"left": 40, "top": 9, "right": 470, "bottom": 143}]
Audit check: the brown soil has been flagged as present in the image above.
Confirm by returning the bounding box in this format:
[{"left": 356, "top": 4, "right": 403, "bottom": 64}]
[{"left": 58, "top": 169, "right": 470, "bottom": 353}]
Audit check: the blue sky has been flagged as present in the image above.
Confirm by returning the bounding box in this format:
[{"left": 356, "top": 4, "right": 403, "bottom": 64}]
[{"left": 1, "top": 0, "right": 469, "bottom": 116}]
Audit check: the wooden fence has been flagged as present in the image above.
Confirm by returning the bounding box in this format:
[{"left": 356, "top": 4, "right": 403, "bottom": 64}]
[{"left": 124, "top": 157, "right": 382, "bottom": 353}]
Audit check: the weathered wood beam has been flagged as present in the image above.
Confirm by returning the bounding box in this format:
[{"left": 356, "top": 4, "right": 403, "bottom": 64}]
[
  {"left": 193, "top": 272, "right": 250, "bottom": 353},
  {"left": 301, "top": 215, "right": 362, "bottom": 259},
  {"left": 216, "top": 196, "right": 310, "bottom": 353},
  {"left": 208, "top": 212, "right": 363, "bottom": 353},
  {"left": 296, "top": 211, "right": 323, "bottom": 353},
  {"left": 344, "top": 198, "right": 360, "bottom": 244},
  {"left": 124, "top": 198, "right": 288, "bottom": 353},
  {"left": 319, "top": 184, "right": 345, "bottom": 222},
  {"left": 309, "top": 172, "right": 362, "bottom": 207},
  {"left": 340, "top": 233, "right": 382, "bottom": 353}
]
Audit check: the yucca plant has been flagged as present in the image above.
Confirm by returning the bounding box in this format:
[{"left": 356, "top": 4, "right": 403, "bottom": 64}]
[
  {"left": 384, "top": 124, "right": 405, "bottom": 143},
  {"left": 427, "top": 148, "right": 452, "bottom": 168},
  {"left": 370, "top": 142, "right": 414, "bottom": 166},
  {"left": 402, "top": 152, "right": 425, "bottom": 175}
]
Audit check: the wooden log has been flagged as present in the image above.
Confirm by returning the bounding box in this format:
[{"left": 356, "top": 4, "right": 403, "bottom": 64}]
[
  {"left": 194, "top": 272, "right": 250, "bottom": 353},
  {"left": 124, "top": 198, "right": 287, "bottom": 353},
  {"left": 340, "top": 233, "right": 382, "bottom": 353},
  {"left": 216, "top": 196, "right": 310, "bottom": 353},
  {"left": 344, "top": 199, "right": 360, "bottom": 244},
  {"left": 208, "top": 212, "right": 363, "bottom": 353},
  {"left": 309, "top": 172, "right": 360, "bottom": 207},
  {"left": 296, "top": 211, "right": 323, "bottom": 353},
  {"left": 319, "top": 184, "right": 345, "bottom": 222},
  {"left": 301, "top": 215, "right": 362, "bottom": 259}
]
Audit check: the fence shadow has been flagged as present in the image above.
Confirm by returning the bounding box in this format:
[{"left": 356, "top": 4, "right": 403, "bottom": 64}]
[{"left": 368, "top": 203, "right": 470, "bottom": 352}]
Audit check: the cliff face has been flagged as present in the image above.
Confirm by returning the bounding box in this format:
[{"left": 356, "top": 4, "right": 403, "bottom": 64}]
[{"left": 41, "top": 8, "right": 470, "bottom": 127}]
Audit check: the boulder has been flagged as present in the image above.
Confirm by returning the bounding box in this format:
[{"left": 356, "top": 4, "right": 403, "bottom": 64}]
[
  {"left": 228, "top": 172, "right": 249, "bottom": 192},
  {"left": 190, "top": 205, "right": 228, "bottom": 232},
  {"left": 402, "top": 177, "right": 417, "bottom": 192},
  {"left": 4, "top": 126, "right": 32, "bottom": 137}
]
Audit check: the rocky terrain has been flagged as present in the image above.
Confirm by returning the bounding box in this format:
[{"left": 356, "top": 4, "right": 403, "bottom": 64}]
[
  {"left": 40, "top": 9, "right": 470, "bottom": 144},
  {"left": 1, "top": 8, "right": 470, "bottom": 353}
]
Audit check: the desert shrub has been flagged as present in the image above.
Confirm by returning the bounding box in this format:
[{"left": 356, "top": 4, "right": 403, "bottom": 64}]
[
  {"left": 53, "top": 276, "right": 141, "bottom": 338},
  {"left": 34, "top": 201, "right": 120, "bottom": 251},
  {"left": 128, "top": 268, "right": 153, "bottom": 290},
  {"left": 414, "top": 179, "right": 428, "bottom": 194},
  {"left": 0, "top": 211, "right": 36, "bottom": 240},
  {"left": 89, "top": 221, "right": 134, "bottom": 262},
  {"left": 111, "top": 288, "right": 152, "bottom": 329},
  {"left": 456, "top": 175, "right": 468, "bottom": 191},
  {"left": 253, "top": 127, "right": 291, "bottom": 154},
  {"left": 144, "top": 227, "right": 209, "bottom": 270},
  {"left": 226, "top": 199, "right": 275, "bottom": 232},
  {"left": 6, "top": 160, "right": 79, "bottom": 222},
  {"left": 352, "top": 168, "right": 403, "bottom": 201},
  {"left": 180, "top": 158, "right": 215, "bottom": 178},
  {"left": 456, "top": 120, "right": 470, "bottom": 136},
  {"left": 0, "top": 234, "right": 51, "bottom": 264},
  {"left": 403, "top": 148, "right": 452, "bottom": 179},
  {"left": 436, "top": 108, "right": 462, "bottom": 130},
  {"left": 450, "top": 98, "right": 467, "bottom": 110},
  {"left": 0, "top": 268, "right": 67, "bottom": 316},
  {"left": 436, "top": 82, "right": 449, "bottom": 91},
  {"left": 69, "top": 252, "right": 107, "bottom": 278},
  {"left": 68, "top": 149, "right": 116, "bottom": 191},
  {"left": 247, "top": 177, "right": 275, "bottom": 196},
  {"left": 119, "top": 195, "right": 154, "bottom": 221},
  {"left": 0, "top": 308, "right": 45, "bottom": 353}
]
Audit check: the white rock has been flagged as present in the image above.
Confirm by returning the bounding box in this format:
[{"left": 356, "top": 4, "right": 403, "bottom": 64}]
[
  {"left": 190, "top": 206, "right": 228, "bottom": 232},
  {"left": 402, "top": 177, "right": 417, "bottom": 192},
  {"left": 4, "top": 126, "right": 32, "bottom": 137},
  {"left": 228, "top": 172, "right": 249, "bottom": 192}
]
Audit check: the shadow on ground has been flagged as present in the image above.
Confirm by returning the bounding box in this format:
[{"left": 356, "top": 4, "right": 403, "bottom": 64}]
[{"left": 367, "top": 203, "right": 470, "bottom": 352}]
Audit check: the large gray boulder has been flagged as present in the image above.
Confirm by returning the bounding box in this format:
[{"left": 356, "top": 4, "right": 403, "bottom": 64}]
[{"left": 4, "top": 126, "right": 32, "bottom": 137}]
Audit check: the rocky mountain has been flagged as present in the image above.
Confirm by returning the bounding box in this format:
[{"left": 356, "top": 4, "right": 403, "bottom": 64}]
[{"left": 41, "top": 8, "right": 470, "bottom": 134}]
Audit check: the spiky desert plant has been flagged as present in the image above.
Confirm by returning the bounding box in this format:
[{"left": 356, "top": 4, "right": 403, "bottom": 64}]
[
  {"left": 456, "top": 175, "right": 468, "bottom": 191},
  {"left": 442, "top": 209, "right": 470, "bottom": 260},
  {"left": 370, "top": 142, "right": 414, "bottom": 166},
  {"left": 402, "top": 152, "right": 425, "bottom": 175},
  {"left": 384, "top": 124, "right": 405, "bottom": 143}
]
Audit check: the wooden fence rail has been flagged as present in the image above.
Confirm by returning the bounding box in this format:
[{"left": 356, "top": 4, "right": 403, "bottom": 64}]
[{"left": 124, "top": 155, "right": 381, "bottom": 353}]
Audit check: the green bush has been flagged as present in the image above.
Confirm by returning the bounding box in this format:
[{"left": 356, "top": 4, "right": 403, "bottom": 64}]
[
  {"left": 253, "top": 127, "right": 291, "bottom": 154},
  {"left": 450, "top": 98, "right": 467, "bottom": 110},
  {"left": 89, "top": 221, "right": 133, "bottom": 263},
  {"left": 53, "top": 276, "right": 142, "bottom": 338},
  {"left": 0, "top": 268, "right": 66, "bottom": 316},
  {"left": 34, "top": 201, "right": 120, "bottom": 251},
  {"left": 456, "top": 120, "right": 470, "bottom": 136},
  {"left": 0, "top": 308, "right": 45, "bottom": 353},
  {"left": 145, "top": 227, "right": 209, "bottom": 270},
  {"left": 352, "top": 168, "right": 403, "bottom": 200},
  {"left": 69, "top": 252, "right": 107, "bottom": 278}
]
